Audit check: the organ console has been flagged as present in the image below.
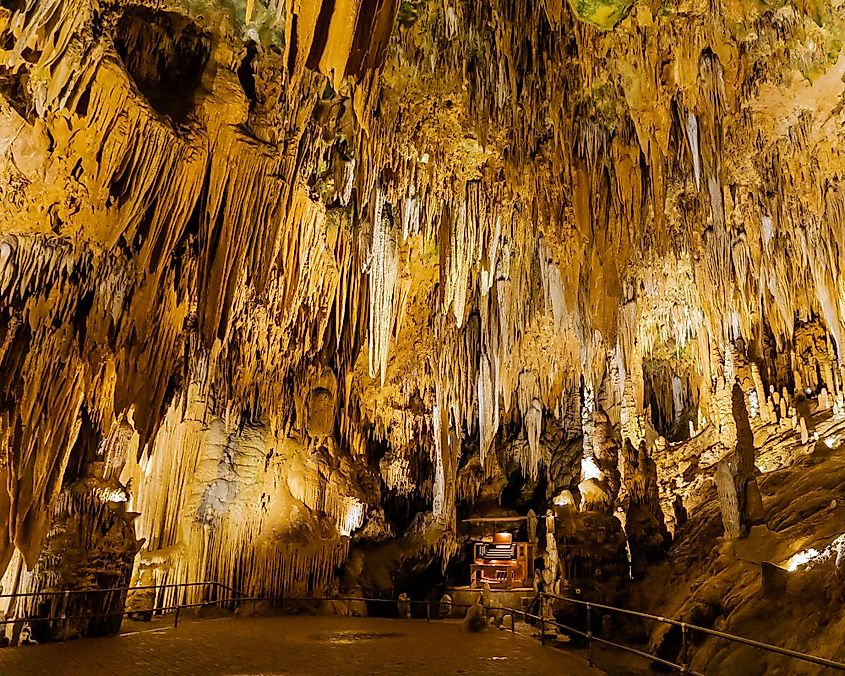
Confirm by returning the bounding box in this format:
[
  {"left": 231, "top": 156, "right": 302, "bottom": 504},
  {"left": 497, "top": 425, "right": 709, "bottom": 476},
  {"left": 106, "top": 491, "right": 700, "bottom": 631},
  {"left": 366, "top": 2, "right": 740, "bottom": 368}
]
[{"left": 470, "top": 531, "right": 534, "bottom": 589}]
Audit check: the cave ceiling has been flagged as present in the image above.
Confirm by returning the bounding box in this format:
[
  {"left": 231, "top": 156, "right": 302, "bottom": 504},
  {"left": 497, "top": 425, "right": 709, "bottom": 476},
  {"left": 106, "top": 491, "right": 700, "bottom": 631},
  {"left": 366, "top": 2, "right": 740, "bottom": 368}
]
[{"left": 0, "top": 0, "right": 844, "bottom": 592}]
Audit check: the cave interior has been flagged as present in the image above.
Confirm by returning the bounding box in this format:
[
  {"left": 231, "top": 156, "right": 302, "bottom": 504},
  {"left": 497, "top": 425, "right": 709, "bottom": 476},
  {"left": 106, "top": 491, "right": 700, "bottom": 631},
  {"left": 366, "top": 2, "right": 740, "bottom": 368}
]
[{"left": 1, "top": 0, "right": 845, "bottom": 671}]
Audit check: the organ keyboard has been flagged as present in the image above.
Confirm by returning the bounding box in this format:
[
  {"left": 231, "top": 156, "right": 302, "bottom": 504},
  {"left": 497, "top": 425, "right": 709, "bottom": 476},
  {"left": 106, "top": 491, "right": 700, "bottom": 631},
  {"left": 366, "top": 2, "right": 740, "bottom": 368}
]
[{"left": 470, "top": 532, "right": 534, "bottom": 589}]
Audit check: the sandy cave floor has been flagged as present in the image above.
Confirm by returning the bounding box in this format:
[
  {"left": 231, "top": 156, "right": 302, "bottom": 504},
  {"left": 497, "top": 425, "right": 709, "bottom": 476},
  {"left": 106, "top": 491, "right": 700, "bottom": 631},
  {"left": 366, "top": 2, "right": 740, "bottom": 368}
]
[{"left": 0, "top": 615, "right": 603, "bottom": 676}]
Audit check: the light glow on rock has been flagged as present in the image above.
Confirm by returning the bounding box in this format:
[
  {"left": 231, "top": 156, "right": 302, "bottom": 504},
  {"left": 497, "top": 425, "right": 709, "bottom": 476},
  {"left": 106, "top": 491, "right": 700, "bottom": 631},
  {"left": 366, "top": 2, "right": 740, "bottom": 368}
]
[
  {"left": 553, "top": 490, "right": 574, "bottom": 506},
  {"left": 786, "top": 548, "right": 822, "bottom": 571},
  {"left": 581, "top": 455, "right": 602, "bottom": 482}
]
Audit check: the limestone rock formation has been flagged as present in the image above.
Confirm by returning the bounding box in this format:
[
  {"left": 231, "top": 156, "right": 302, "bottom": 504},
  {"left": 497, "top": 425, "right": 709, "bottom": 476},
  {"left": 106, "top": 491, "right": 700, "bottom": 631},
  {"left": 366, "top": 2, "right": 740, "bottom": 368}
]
[
  {"left": 8, "top": 470, "right": 142, "bottom": 641},
  {"left": 716, "top": 382, "right": 766, "bottom": 539},
  {"left": 554, "top": 502, "right": 629, "bottom": 602},
  {"left": 621, "top": 440, "right": 669, "bottom": 579}
]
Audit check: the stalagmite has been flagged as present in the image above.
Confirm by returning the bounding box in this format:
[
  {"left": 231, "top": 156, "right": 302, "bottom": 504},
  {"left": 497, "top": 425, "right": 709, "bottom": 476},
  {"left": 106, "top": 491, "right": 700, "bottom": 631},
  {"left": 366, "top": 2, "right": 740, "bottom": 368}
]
[
  {"left": 751, "top": 364, "right": 768, "bottom": 423},
  {"left": 621, "top": 376, "right": 645, "bottom": 447},
  {"left": 716, "top": 460, "right": 741, "bottom": 540},
  {"left": 716, "top": 382, "right": 765, "bottom": 539},
  {"left": 578, "top": 407, "right": 620, "bottom": 513},
  {"left": 820, "top": 388, "right": 830, "bottom": 411}
]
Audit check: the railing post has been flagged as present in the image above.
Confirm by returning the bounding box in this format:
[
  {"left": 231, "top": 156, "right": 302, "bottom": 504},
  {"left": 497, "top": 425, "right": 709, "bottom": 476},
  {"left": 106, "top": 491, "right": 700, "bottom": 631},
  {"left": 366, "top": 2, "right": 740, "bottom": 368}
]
[
  {"left": 586, "top": 602, "right": 593, "bottom": 668},
  {"left": 681, "top": 622, "right": 689, "bottom": 672},
  {"left": 174, "top": 604, "right": 181, "bottom": 628},
  {"left": 426, "top": 601, "right": 431, "bottom": 622},
  {"left": 541, "top": 611, "right": 545, "bottom": 646}
]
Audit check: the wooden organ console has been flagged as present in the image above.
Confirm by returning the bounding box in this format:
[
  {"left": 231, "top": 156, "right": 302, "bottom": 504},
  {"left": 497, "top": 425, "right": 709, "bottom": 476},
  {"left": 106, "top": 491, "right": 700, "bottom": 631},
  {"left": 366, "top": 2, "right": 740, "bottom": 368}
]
[{"left": 470, "top": 531, "right": 534, "bottom": 589}]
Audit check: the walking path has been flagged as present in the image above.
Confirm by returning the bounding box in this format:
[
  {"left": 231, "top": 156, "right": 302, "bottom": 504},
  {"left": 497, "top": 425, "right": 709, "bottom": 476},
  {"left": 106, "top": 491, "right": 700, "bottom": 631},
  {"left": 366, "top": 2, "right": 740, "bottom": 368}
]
[{"left": 0, "top": 614, "right": 603, "bottom": 675}]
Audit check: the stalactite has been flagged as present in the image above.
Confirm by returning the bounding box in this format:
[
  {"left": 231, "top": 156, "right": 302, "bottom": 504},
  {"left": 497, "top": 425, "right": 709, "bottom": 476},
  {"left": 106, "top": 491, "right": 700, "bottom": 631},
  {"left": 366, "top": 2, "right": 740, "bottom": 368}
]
[
  {"left": 685, "top": 113, "right": 701, "bottom": 190},
  {"left": 477, "top": 352, "right": 497, "bottom": 469},
  {"left": 516, "top": 371, "right": 545, "bottom": 480},
  {"left": 368, "top": 190, "right": 399, "bottom": 385}
]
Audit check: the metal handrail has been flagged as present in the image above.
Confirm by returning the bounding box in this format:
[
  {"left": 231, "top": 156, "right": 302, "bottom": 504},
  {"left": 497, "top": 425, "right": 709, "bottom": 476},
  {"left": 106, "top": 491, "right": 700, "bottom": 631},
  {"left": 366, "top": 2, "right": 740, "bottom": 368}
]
[
  {"left": 541, "top": 591, "right": 845, "bottom": 672},
  {"left": 0, "top": 580, "right": 230, "bottom": 600},
  {"left": 0, "top": 581, "right": 241, "bottom": 630},
  {"left": 3, "top": 581, "right": 843, "bottom": 673}
]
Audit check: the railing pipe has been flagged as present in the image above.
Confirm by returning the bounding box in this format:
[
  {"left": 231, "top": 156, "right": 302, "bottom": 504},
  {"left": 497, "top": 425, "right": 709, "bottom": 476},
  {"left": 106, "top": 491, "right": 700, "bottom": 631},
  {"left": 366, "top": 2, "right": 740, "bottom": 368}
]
[
  {"left": 0, "top": 580, "right": 224, "bottom": 600},
  {"left": 541, "top": 591, "right": 845, "bottom": 672}
]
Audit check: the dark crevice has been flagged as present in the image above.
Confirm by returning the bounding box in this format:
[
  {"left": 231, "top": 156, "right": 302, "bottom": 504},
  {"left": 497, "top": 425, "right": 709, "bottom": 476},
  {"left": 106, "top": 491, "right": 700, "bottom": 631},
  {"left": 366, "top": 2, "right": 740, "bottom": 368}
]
[
  {"left": 237, "top": 40, "right": 259, "bottom": 106},
  {"left": 0, "top": 66, "right": 35, "bottom": 123},
  {"left": 306, "top": 0, "right": 336, "bottom": 71},
  {"left": 113, "top": 7, "right": 211, "bottom": 124}
]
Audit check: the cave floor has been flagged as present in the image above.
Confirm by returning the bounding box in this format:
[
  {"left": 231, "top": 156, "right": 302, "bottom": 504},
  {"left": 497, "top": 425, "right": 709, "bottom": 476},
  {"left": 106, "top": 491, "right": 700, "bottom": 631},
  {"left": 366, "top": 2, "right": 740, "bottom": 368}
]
[{"left": 0, "top": 615, "right": 603, "bottom": 675}]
